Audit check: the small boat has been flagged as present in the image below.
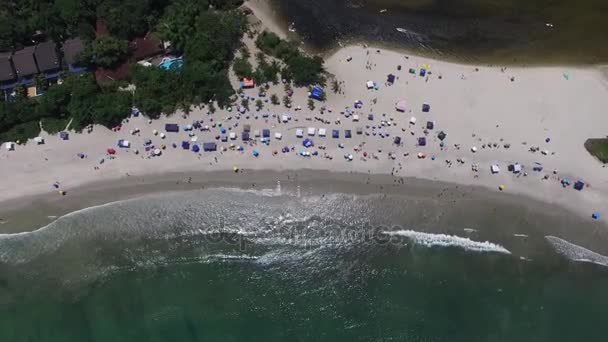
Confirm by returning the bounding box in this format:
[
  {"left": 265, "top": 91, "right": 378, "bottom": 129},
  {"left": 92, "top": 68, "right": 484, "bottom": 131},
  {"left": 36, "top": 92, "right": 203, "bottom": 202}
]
[
  {"left": 545, "top": 23, "right": 554, "bottom": 28},
  {"left": 379, "top": 9, "right": 387, "bottom": 13},
  {"left": 396, "top": 27, "right": 407, "bottom": 33},
  {"left": 288, "top": 22, "right": 296, "bottom": 32}
]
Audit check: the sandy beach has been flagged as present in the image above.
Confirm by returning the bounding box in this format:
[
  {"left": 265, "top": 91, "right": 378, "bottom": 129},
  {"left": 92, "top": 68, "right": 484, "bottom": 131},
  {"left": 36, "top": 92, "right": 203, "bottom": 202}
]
[{"left": 1, "top": 1, "right": 607, "bottom": 231}]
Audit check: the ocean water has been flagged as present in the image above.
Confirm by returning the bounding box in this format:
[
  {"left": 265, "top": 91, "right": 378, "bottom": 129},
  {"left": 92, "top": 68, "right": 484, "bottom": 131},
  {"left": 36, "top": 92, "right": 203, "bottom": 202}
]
[
  {"left": 270, "top": 0, "right": 608, "bottom": 64},
  {"left": 1, "top": 188, "right": 608, "bottom": 341}
]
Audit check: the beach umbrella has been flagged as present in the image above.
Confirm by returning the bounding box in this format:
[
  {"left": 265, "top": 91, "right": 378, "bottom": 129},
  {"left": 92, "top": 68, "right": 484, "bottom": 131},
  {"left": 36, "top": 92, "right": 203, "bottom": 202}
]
[
  {"left": 499, "top": 185, "right": 505, "bottom": 191},
  {"left": 233, "top": 166, "right": 239, "bottom": 172},
  {"left": 253, "top": 150, "right": 259, "bottom": 157}
]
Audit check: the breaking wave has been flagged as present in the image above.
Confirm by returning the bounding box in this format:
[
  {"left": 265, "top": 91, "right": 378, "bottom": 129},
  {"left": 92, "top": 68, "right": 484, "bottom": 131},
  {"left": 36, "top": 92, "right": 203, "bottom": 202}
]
[
  {"left": 383, "top": 230, "right": 511, "bottom": 254},
  {"left": 546, "top": 236, "right": 608, "bottom": 267}
]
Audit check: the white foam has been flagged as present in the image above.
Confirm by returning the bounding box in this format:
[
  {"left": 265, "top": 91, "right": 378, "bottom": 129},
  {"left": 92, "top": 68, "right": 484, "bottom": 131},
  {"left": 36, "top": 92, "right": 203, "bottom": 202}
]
[
  {"left": 545, "top": 236, "right": 608, "bottom": 267},
  {"left": 383, "top": 230, "right": 511, "bottom": 254}
]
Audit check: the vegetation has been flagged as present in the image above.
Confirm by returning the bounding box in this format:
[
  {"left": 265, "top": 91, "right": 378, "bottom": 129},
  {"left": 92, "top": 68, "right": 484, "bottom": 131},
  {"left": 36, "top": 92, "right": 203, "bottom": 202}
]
[
  {"left": 585, "top": 138, "right": 608, "bottom": 163},
  {"left": 282, "top": 95, "right": 292, "bottom": 108},
  {"left": 255, "top": 31, "right": 325, "bottom": 86},
  {"left": 270, "top": 94, "right": 279, "bottom": 105},
  {"left": 307, "top": 98, "right": 315, "bottom": 110},
  {"left": 79, "top": 36, "right": 129, "bottom": 68},
  {"left": 233, "top": 56, "right": 254, "bottom": 78},
  {"left": 255, "top": 99, "right": 263, "bottom": 110}
]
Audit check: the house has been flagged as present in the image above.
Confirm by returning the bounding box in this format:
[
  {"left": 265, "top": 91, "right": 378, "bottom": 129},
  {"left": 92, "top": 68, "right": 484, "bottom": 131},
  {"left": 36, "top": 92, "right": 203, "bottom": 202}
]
[
  {"left": 12, "top": 46, "right": 38, "bottom": 85},
  {"left": 241, "top": 78, "right": 254, "bottom": 88},
  {"left": 34, "top": 41, "right": 61, "bottom": 80},
  {"left": 0, "top": 53, "right": 16, "bottom": 95},
  {"left": 130, "top": 35, "right": 164, "bottom": 61},
  {"left": 63, "top": 38, "right": 87, "bottom": 73}
]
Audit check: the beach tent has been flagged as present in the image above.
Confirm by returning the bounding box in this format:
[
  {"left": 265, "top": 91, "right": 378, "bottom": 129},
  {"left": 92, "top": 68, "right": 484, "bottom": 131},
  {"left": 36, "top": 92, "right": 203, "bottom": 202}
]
[
  {"left": 394, "top": 136, "right": 402, "bottom": 145},
  {"left": 422, "top": 103, "right": 430, "bottom": 112},
  {"left": 310, "top": 86, "right": 324, "bottom": 100},
  {"left": 296, "top": 128, "right": 304, "bottom": 138},
  {"left": 242, "top": 132, "right": 250, "bottom": 141},
  {"left": 513, "top": 164, "right": 522, "bottom": 173},
  {"left": 409, "top": 68, "right": 416, "bottom": 74},
  {"left": 203, "top": 142, "right": 217, "bottom": 152},
  {"left": 308, "top": 127, "right": 316, "bottom": 136},
  {"left": 395, "top": 100, "right": 407, "bottom": 112},
  {"left": 438, "top": 131, "right": 446, "bottom": 141},
  {"left": 229, "top": 132, "right": 237, "bottom": 140},
  {"left": 419, "top": 69, "right": 427, "bottom": 77},
  {"left": 182, "top": 141, "right": 190, "bottom": 149},
  {"left": 318, "top": 128, "right": 327, "bottom": 137},
  {"left": 117, "top": 139, "right": 130, "bottom": 148},
  {"left": 165, "top": 123, "right": 179, "bottom": 132},
  {"left": 332, "top": 130, "right": 340, "bottom": 138},
  {"left": 345, "top": 130, "right": 352, "bottom": 138},
  {"left": 426, "top": 121, "right": 434, "bottom": 130},
  {"left": 275, "top": 132, "right": 282, "bottom": 140},
  {"left": 387, "top": 74, "right": 396, "bottom": 84},
  {"left": 574, "top": 180, "right": 585, "bottom": 191},
  {"left": 418, "top": 137, "right": 426, "bottom": 146},
  {"left": 243, "top": 124, "right": 251, "bottom": 132},
  {"left": 368, "top": 114, "right": 374, "bottom": 121},
  {"left": 366, "top": 81, "right": 374, "bottom": 89},
  {"left": 241, "top": 78, "right": 254, "bottom": 88},
  {"left": 59, "top": 131, "right": 69, "bottom": 140},
  {"left": 253, "top": 149, "right": 259, "bottom": 157},
  {"left": 303, "top": 138, "right": 314, "bottom": 147},
  {"left": 191, "top": 144, "right": 200, "bottom": 152},
  {"left": 409, "top": 117, "right": 417, "bottom": 125},
  {"left": 491, "top": 164, "right": 500, "bottom": 174}
]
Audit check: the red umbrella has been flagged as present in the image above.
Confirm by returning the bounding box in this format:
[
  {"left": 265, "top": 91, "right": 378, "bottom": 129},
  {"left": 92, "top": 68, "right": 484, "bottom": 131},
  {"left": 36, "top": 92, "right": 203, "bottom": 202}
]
[{"left": 107, "top": 148, "right": 116, "bottom": 154}]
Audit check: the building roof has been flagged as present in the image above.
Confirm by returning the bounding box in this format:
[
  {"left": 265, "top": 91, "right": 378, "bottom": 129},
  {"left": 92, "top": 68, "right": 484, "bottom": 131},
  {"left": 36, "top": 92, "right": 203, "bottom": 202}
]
[
  {"left": 94, "top": 61, "right": 130, "bottom": 84},
  {"left": 35, "top": 41, "right": 60, "bottom": 72},
  {"left": 13, "top": 46, "right": 38, "bottom": 77},
  {"left": 130, "top": 35, "right": 164, "bottom": 61},
  {"left": 0, "top": 52, "right": 15, "bottom": 82},
  {"left": 63, "top": 38, "right": 85, "bottom": 65}
]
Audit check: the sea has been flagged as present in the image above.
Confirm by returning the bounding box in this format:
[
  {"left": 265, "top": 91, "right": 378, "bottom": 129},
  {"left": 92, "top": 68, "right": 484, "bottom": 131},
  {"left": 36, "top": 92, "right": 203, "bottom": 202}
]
[
  {"left": 1, "top": 187, "right": 608, "bottom": 341},
  {"left": 270, "top": 0, "right": 608, "bottom": 64}
]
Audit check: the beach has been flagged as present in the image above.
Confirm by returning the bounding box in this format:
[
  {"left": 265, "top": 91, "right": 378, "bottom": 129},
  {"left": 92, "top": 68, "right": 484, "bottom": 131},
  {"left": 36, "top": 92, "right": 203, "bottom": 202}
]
[{"left": 1, "top": 10, "right": 607, "bottom": 231}]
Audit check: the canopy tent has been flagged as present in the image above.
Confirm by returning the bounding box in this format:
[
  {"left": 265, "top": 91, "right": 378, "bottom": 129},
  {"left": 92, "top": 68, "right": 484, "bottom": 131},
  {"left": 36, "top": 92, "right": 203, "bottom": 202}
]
[
  {"left": 242, "top": 132, "right": 250, "bottom": 141},
  {"left": 221, "top": 134, "right": 228, "bottom": 142},
  {"left": 574, "top": 180, "right": 585, "bottom": 191},
  {"left": 395, "top": 100, "right": 407, "bottom": 112},
  {"left": 345, "top": 130, "right": 352, "bottom": 138},
  {"left": 332, "top": 130, "right": 340, "bottom": 138},
  {"left": 296, "top": 128, "right": 304, "bottom": 138},
  {"left": 229, "top": 132, "right": 237, "bottom": 140},
  {"left": 203, "top": 142, "right": 217, "bottom": 152},
  {"left": 366, "top": 80, "right": 374, "bottom": 89},
  {"left": 394, "top": 136, "right": 401, "bottom": 145},
  {"left": 368, "top": 114, "right": 374, "bottom": 120},
  {"left": 356, "top": 127, "right": 363, "bottom": 135},
  {"left": 490, "top": 164, "right": 500, "bottom": 174},
  {"left": 165, "top": 123, "right": 179, "bottom": 132},
  {"left": 426, "top": 121, "right": 434, "bottom": 130},
  {"left": 417, "top": 137, "right": 426, "bottom": 146},
  {"left": 281, "top": 114, "right": 290, "bottom": 123},
  {"left": 419, "top": 69, "right": 427, "bottom": 77},
  {"left": 241, "top": 78, "right": 254, "bottom": 88},
  {"left": 409, "top": 117, "right": 417, "bottom": 125},
  {"left": 243, "top": 124, "right": 251, "bottom": 132},
  {"left": 318, "top": 128, "right": 327, "bottom": 137},
  {"left": 307, "top": 127, "right": 316, "bottom": 136},
  {"left": 438, "top": 131, "right": 447, "bottom": 141},
  {"left": 181, "top": 141, "right": 190, "bottom": 149},
  {"left": 422, "top": 103, "right": 430, "bottom": 112},
  {"left": 59, "top": 131, "right": 69, "bottom": 140},
  {"left": 274, "top": 132, "right": 282, "bottom": 140},
  {"left": 117, "top": 139, "right": 130, "bottom": 148},
  {"left": 262, "top": 129, "right": 270, "bottom": 138},
  {"left": 191, "top": 144, "right": 200, "bottom": 152},
  {"left": 387, "top": 74, "right": 396, "bottom": 84}
]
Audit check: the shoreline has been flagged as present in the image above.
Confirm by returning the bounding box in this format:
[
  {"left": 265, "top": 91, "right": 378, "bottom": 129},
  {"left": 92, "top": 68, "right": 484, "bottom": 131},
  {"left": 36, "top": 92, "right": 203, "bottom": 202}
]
[{"left": 2, "top": 169, "right": 608, "bottom": 257}]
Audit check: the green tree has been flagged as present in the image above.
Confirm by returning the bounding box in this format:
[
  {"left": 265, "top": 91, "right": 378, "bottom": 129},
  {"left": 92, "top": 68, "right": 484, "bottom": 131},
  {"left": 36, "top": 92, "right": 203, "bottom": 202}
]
[
  {"left": 255, "top": 99, "right": 263, "bottom": 110},
  {"left": 270, "top": 94, "right": 279, "bottom": 105},
  {"left": 282, "top": 95, "right": 291, "bottom": 108},
  {"left": 233, "top": 56, "right": 253, "bottom": 78},
  {"left": 307, "top": 98, "right": 315, "bottom": 110},
  {"left": 92, "top": 36, "right": 129, "bottom": 68}
]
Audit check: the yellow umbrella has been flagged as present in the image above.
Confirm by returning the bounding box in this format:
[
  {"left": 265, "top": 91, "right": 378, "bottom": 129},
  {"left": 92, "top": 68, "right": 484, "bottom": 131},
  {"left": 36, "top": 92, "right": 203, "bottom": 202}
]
[{"left": 498, "top": 185, "right": 505, "bottom": 191}]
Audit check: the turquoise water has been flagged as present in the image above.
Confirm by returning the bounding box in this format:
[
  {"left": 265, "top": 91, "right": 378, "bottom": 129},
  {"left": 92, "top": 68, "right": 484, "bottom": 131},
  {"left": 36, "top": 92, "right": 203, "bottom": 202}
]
[{"left": 1, "top": 189, "right": 608, "bottom": 341}]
